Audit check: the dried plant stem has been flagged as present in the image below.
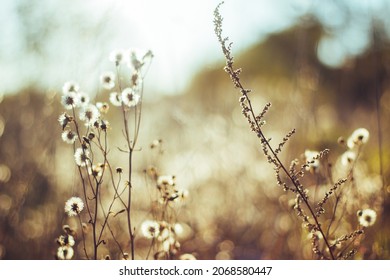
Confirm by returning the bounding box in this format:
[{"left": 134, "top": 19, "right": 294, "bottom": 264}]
[
  {"left": 116, "top": 65, "right": 137, "bottom": 260},
  {"left": 70, "top": 107, "right": 97, "bottom": 259},
  {"left": 119, "top": 83, "right": 144, "bottom": 260},
  {"left": 214, "top": 2, "right": 335, "bottom": 259},
  {"left": 77, "top": 215, "right": 89, "bottom": 259},
  {"left": 92, "top": 182, "right": 100, "bottom": 259},
  {"left": 120, "top": 105, "right": 136, "bottom": 259}
]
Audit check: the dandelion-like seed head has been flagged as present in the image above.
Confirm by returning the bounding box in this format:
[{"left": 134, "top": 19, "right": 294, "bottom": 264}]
[
  {"left": 100, "top": 71, "right": 116, "bottom": 90},
  {"left": 347, "top": 128, "right": 370, "bottom": 149},
  {"left": 109, "top": 92, "right": 122, "bottom": 107},
  {"left": 357, "top": 208, "right": 377, "bottom": 227},
  {"left": 77, "top": 92, "right": 90, "bottom": 107},
  {"left": 141, "top": 220, "right": 160, "bottom": 239},
  {"left": 79, "top": 104, "right": 100, "bottom": 127},
  {"left": 64, "top": 197, "right": 84, "bottom": 217},
  {"left": 58, "top": 113, "right": 72, "bottom": 130},
  {"left": 74, "top": 147, "right": 90, "bottom": 167},
  {"left": 88, "top": 164, "right": 103, "bottom": 178},
  {"left": 341, "top": 150, "right": 357, "bottom": 166},
  {"left": 57, "top": 246, "right": 74, "bottom": 260},
  {"left": 109, "top": 49, "right": 126, "bottom": 65},
  {"left": 62, "top": 81, "right": 80, "bottom": 94},
  {"left": 61, "top": 130, "right": 77, "bottom": 144},
  {"left": 121, "top": 88, "right": 140, "bottom": 107},
  {"left": 96, "top": 102, "right": 109, "bottom": 114},
  {"left": 157, "top": 175, "right": 175, "bottom": 187},
  {"left": 61, "top": 91, "right": 79, "bottom": 110},
  {"left": 156, "top": 175, "right": 181, "bottom": 202},
  {"left": 57, "top": 234, "right": 75, "bottom": 247}
]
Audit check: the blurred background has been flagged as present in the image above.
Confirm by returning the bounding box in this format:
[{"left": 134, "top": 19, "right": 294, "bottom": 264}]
[{"left": 0, "top": 0, "right": 389, "bottom": 259}]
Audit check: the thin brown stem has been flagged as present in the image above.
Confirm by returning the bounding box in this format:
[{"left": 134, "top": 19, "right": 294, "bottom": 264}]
[{"left": 214, "top": 2, "right": 335, "bottom": 259}]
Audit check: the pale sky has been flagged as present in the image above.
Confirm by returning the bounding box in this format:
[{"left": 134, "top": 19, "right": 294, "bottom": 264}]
[{"left": 0, "top": 0, "right": 389, "bottom": 98}]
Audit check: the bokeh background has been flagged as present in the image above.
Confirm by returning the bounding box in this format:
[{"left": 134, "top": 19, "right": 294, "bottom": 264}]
[{"left": 0, "top": 0, "right": 389, "bottom": 259}]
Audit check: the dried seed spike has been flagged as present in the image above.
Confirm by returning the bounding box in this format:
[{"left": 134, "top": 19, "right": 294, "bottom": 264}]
[
  {"left": 316, "top": 178, "right": 347, "bottom": 216},
  {"left": 275, "top": 128, "right": 296, "bottom": 154},
  {"left": 256, "top": 102, "right": 272, "bottom": 122}
]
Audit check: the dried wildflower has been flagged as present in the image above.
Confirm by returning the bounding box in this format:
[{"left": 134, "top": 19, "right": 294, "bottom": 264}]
[
  {"left": 127, "top": 48, "right": 153, "bottom": 71},
  {"left": 82, "top": 135, "right": 90, "bottom": 145},
  {"left": 141, "top": 220, "right": 160, "bottom": 239},
  {"left": 57, "top": 246, "right": 74, "bottom": 260},
  {"left": 129, "top": 51, "right": 143, "bottom": 70},
  {"left": 121, "top": 88, "right": 140, "bottom": 107},
  {"left": 96, "top": 102, "right": 109, "bottom": 114},
  {"left": 87, "top": 132, "right": 95, "bottom": 140},
  {"left": 304, "top": 149, "right": 320, "bottom": 173},
  {"left": 57, "top": 234, "right": 75, "bottom": 247},
  {"left": 131, "top": 73, "right": 140, "bottom": 85},
  {"left": 62, "top": 81, "right": 79, "bottom": 94},
  {"left": 157, "top": 175, "right": 175, "bottom": 187},
  {"left": 109, "top": 92, "right": 122, "bottom": 107},
  {"left": 341, "top": 150, "right": 357, "bottom": 166},
  {"left": 116, "top": 167, "right": 123, "bottom": 174},
  {"left": 58, "top": 113, "right": 72, "bottom": 130},
  {"left": 79, "top": 104, "right": 100, "bottom": 126},
  {"left": 357, "top": 209, "right": 377, "bottom": 227},
  {"left": 99, "top": 120, "right": 110, "bottom": 131},
  {"left": 61, "top": 130, "right": 77, "bottom": 144},
  {"left": 77, "top": 92, "right": 90, "bottom": 107},
  {"left": 61, "top": 91, "right": 79, "bottom": 110},
  {"left": 347, "top": 128, "right": 369, "bottom": 149},
  {"left": 100, "top": 71, "right": 116, "bottom": 90},
  {"left": 64, "top": 197, "right": 84, "bottom": 217},
  {"left": 156, "top": 175, "right": 183, "bottom": 202},
  {"left": 74, "top": 147, "right": 90, "bottom": 167},
  {"left": 109, "top": 49, "right": 126, "bottom": 65},
  {"left": 88, "top": 164, "right": 103, "bottom": 178}
]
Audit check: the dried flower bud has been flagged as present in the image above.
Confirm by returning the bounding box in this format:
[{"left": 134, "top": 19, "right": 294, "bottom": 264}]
[{"left": 82, "top": 136, "right": 90, "bottom": 144}]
